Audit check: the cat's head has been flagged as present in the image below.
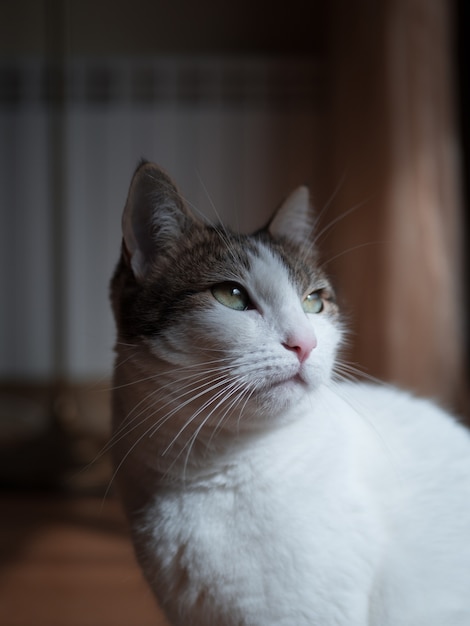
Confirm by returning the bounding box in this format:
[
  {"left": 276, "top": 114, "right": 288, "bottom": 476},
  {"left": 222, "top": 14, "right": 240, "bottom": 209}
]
[{"left": 111, "top": 161, "right": 343, "bottom": 430}]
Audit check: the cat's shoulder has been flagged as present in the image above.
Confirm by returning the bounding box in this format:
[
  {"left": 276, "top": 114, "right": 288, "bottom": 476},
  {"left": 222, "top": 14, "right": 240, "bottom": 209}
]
[
  {"left": 331, "top": 380, "right": 470, "bottom": 460},
  {"left": 334, "top": 379, "right": 457, "bottom": 419}
]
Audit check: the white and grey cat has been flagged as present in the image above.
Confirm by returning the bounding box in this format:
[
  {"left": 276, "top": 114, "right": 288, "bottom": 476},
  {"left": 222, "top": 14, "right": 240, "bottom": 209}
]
[{"left": 110, "top": 161, "right": 470, "bottom": 626}]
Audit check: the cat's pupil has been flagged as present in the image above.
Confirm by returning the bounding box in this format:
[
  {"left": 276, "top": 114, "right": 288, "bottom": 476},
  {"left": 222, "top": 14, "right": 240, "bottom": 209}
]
[{"left": 211, "top": 282, "right": 251, "bottom": 311}]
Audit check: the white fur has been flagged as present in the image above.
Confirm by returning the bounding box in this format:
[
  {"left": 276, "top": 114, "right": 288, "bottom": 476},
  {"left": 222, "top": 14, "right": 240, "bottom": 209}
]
[
  {"left": 137, "top": 386, "right": 470, "bottom": 626},
  {"left": 112, "top": 240, "right": 470, "bottom": 626}
]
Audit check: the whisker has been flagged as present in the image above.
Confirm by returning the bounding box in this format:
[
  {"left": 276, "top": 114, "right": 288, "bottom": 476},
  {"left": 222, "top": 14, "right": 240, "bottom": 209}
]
[
  {"left": 209, "top": 378, "right": 256, "bottom": 444},
  {"left": 167, "top": 381, "right": 241, "bottom": 470},
  {"left": 313, "top": 170, "right": 348, "bottom": 226},
  {"left": 183, "top": 188, "right": 246, "bottom": 274},
  {"left": 115, "top": 375, "right": 247, "bottom": 485},
  {"left": 102, "top": 370, "right": 234, "bottom": 498},
  {"left": 295, "top": 198, "right": 370, "bottom": 269},
  {"left": 333, "top": 361, "right": 385, "bottom": 386},
  {"left": 92, "top": 363, "right": 238, "bottom": 474},
  {"left": 312, "top": 199, "right": 369, "bottom": 249},
  {"left": 177, "top": 377, "right": 256, "bottom": 479},
  {"left": 108, "top": 368, "right": 234, "bottom": 452},
  {"left": 157, "top": 375, "right": 240, "bottom": 454},
  {"left": 183, "top": 389, "right": 253, "bottom": 479},
  {"left": 322, "top": 241, "right": 383, "bottom": 268},
  {"left": 107, "top": 355, "right": 234, "bottom": 391}
]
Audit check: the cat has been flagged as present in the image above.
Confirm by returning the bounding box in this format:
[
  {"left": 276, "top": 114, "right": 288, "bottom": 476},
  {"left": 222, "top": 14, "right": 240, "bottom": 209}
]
[{"left": 110, "top": 160, "right": 470, "bottom": 626}]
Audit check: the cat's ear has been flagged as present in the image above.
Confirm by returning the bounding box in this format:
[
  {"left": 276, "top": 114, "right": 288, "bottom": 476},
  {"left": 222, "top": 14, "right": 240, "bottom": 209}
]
[
  {"left": 121, "top": 161, "right": 196, "bottom": 280},
  {"left": 268, "top": 186, "right": 314, "bottom": 245}
]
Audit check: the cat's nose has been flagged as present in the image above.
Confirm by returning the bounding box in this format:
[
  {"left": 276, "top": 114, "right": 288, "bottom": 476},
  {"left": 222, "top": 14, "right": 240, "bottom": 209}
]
[{"left": 282, "top": 331, "right": 317, "bottom": 363}]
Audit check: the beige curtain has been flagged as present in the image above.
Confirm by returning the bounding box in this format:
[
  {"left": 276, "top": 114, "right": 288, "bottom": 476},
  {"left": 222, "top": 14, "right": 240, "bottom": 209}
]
[{"left": 317, "top": 0, "right": 466, "bottom": 413}]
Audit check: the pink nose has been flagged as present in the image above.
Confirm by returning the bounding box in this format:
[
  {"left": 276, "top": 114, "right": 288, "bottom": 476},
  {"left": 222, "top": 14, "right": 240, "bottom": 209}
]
[{"left": 282, "top": 331, "right": 317, "bottom": 363}]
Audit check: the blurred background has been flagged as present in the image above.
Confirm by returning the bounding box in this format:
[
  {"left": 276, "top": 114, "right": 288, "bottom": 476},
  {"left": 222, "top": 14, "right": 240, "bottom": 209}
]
[
  {"left": 0, "top": 0, "right": 468, "bottom": 490},
  {"left": 0, "top": 0, "right": 468, "bottom": 491},
  {"left": 0, "top": 2, "right": 468, "bottom": 625}
]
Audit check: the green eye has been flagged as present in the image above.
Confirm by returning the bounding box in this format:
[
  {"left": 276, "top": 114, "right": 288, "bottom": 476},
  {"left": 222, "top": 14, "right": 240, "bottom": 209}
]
[
  {"left": 211, "top": 282, "right": 252, "bottom": 311},
  {"left": 303, "top": 291, "right": 324, "bottom": 314}
]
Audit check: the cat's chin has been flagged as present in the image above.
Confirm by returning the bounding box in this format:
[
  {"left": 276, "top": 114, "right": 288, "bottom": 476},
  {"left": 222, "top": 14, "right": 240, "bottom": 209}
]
[
  {"left": 272, "top": 372, "right": 306, "bottom": 388},
  {"left": 269, "top": 363, "right": 325, "bottom": 394},
  {"left": 248, "top": 362, "right": 334, "bottom": 420},
  {"left": 248, "top": 374, "right": 315, "bottom": 419}
]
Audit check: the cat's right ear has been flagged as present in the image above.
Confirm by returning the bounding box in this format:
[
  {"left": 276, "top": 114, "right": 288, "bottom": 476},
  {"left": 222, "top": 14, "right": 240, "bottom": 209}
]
[
  {"left": 268, "top": 186, "right": 315, "bottom": 246},
  {"left": 121, "top": 161, "right": 195, "bottom": 281}
]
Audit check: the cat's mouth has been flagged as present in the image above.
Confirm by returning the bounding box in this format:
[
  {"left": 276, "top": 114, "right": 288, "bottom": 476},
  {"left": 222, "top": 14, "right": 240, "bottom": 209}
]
[
  {"left": 251, "top": 371, "right": 312, "bottom": 412},
  {"left": 269, "top": 371, "right": 308, "bottom": 390}
]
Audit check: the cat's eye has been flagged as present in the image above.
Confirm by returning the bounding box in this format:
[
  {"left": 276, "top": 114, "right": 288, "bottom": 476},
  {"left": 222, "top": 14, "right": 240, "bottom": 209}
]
[
  {"left": 211, "top": 282, "right": 252, "bottom": 311},
  {"left": 302, "top": 291, "right": 324, "bottom": 314}
]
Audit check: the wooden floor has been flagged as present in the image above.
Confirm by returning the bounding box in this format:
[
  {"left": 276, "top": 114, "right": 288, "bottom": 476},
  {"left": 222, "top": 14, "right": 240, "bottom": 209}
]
[{"left": 0, "top": 493, "right": 170, "bottom": 626}]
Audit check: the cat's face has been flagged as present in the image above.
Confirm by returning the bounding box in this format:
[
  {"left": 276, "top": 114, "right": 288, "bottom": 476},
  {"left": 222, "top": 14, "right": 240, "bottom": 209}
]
[{"left": 111, "top": 162, "right": 342, "bottom": 434}]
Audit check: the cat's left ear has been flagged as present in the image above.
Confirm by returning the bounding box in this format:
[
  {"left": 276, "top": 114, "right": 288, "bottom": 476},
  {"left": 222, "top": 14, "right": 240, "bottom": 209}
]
[{"left": 268, "top": 186, "right": 314, "bottom": 245}]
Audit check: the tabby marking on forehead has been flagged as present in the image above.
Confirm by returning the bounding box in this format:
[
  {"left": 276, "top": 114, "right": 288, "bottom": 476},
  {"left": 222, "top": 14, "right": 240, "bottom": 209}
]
[{"left": 245, "top": 244, "right": 301, "bottom": 304}]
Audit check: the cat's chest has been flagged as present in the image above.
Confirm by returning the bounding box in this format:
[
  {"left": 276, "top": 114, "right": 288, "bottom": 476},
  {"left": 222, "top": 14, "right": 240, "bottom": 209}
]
[{"left": 139, "top": 429, "right": 384, "bottom": 626}]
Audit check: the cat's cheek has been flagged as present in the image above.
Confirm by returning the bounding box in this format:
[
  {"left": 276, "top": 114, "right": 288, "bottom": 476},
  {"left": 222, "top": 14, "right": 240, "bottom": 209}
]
[
  {"left": 310, "top": 319, "right": 343, "bottom": 370},
  {"left": 196, "top": 306, "right": 262, "bottom": 348},
  {"left": 146, "top": 328, "right": 210, "bottom": 367}
]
